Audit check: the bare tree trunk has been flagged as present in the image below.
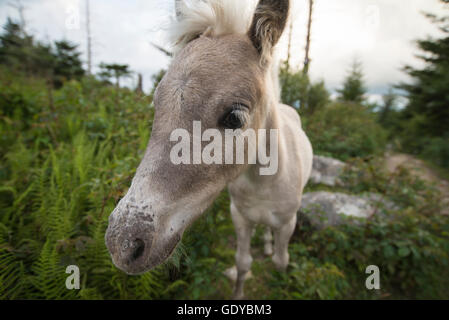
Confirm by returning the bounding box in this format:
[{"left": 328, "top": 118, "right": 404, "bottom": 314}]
[
  {"left": 115, "top": 74, "right": 120, "bottom": 106},
  {"left": 286, "top": 21, "right": 293, "bottom": 75},
  {"left": 136, "top": 73, "right": 143, "bottom": 95},
  {"left": 303, "top": 0, "right": 314, "bottom": 75},
  {"left": 86, "top": 0, "right": 92, "bottom": 75},
  {"left": 115, "top": 74, "right": 120, "bottom": 90}
]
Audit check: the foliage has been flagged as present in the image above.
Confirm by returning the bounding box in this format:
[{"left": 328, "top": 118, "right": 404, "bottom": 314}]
[
  {"left": 1, "top": 9, "right": 448, "bottom": 300},
  {"left": 52, "top": 40, "right": 85, "bottom": 88},
  {"left": 288, "top": 209, "right": 449, "bottom": 300},
  {"left": 0, "top": 68, "right": 170, "bottom": 299},
  {"left": 278, "top": 157, "right": 449, "bottom": 300},
  {"left": 397, "top": 1, "right": 449, "bottom": 168},
  {"left": 303, "top": 102, "right": 388, "bottom": 161},
  {"left": 279, "top": 61, "right": 330, "bottom": 115},
  {"left": 377, "top": 89, "right": 402, "bottom": 134},
  {"left": 420, "top": 135, "right": 449, "bottom": 169},
  {"left": 337, "top": 59, "right": 366, "bottom": 104},
  {"left": 1, "top": 62, "right": 448, "bottom": 300},
  {"left": 98, "top": 63, "right": 132, "bottom": 89},
  {"left": 0, "top": 18, "right": 84, "bottom": 87}
]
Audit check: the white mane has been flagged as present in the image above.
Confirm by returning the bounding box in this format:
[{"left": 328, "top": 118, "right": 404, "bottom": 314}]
[
  {"left": 168, "top": 0, "right": 282, "bottom": 101},
  {"left": 168, "top": 0, "right": 258, "bottom": 53}
]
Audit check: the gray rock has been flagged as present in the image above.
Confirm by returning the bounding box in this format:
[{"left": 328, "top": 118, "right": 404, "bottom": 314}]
[
  {"left": 310, "top": 155, "right": 347, "bottom": 187},
  {"left": 299, "top": 191, "right": 396, "bottom": 229},
  {"left": 363, "top": 193, "right": 398, "bottom": 212}
]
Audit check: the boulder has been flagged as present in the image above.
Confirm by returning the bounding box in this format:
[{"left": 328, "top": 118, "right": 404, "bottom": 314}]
[
  {"left": 310, "top": 155, "right": 347, "bottom": 187},
  {"left": 299, "top": 191, "right": 396, "bottom": 229}
]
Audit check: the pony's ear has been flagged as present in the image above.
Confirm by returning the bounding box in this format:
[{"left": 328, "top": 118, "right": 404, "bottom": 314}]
[
  {"left": 248, "top": 0, "right": 290, "bottom": 64},
  {"left": 170, "top": 0, "right": 214, "bottom": 52}
]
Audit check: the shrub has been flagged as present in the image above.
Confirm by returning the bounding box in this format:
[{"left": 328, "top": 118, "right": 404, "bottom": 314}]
[
  {"left": 279, "top": 62, "right": 330, "bottom": 114},
  {"left": 264, "top": 157, "right": 449, "bottom": 300},
  {"left": 0, "top": 72, "right": 166, "bottom": 300},
  {"left": 421, "top": 135, "right": 449, "bottom": 169},
  {"left": 303, "top": 102, "right": 388, "bottom": 161},
  {"left": 1, "top": 67, "right": 447, "bottom": 300}
]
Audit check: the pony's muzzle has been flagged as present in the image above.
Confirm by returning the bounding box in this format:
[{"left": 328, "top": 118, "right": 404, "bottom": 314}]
[{"left": 105, "top": 218, "right": 156, "bottom": 275}]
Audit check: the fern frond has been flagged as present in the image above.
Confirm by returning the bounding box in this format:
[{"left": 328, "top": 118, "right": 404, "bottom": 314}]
[{"left": 29, "top": 239, "right": 78, "bottom": 300}]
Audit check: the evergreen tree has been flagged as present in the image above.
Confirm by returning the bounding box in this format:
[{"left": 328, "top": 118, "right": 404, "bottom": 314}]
[
  {"left": 399, "top": 0, "right": 449, "bottom": 139},
  {"left": 307, "top": 80, "right": 330, "bottom": 115},
  {"left": 378, "top": 88, "right": 401, "bottom": 134},
  {"left": 0, "top": 18, "right": 34, "bottom": 71},
  {"left": 98, "top": 63, "right": 132, "bottom": 89},
  {"left": 0, "top": 18, "right": 85, "bottom": 85},
  {"left": 53, "top": 40, "right": 85, "bottom": 88},
  {"left": 279, "top": 61, "right": 309, "bottom": 109},
  {"left": 337, "top": 59, "right": 366, "bottom": 104},
  {"left": 279, "top": 61, "right": 329, "bottom": 115},
  {"left": 398, "top": 0, "right": 449, "bottom": 167}
]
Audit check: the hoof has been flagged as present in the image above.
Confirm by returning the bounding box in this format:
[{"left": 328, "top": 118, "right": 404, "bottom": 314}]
[
  {"left": 224, "top": 266, "right": 253, "bottom": 283},
  {"left": 232, "top": 292, "right": 245, "bottom": 300},
  {"left": 264, "top": 245, "right": 273, "bottom": 256}
]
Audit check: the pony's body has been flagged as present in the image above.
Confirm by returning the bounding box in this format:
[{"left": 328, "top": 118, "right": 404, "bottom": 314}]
[
  {"left": 228, "top": 102, "right": 312, "bottom": 298},
  {"left": 230, "top": 103, "right": 312, "bottom": 229},
  {"left": 105, "top": 0, "right": 313, "bottom": 299}
]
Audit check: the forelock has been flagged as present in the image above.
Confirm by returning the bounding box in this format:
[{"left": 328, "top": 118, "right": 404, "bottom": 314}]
[{"left": 168, "top": 0, "right": 258, "bottom": 54}]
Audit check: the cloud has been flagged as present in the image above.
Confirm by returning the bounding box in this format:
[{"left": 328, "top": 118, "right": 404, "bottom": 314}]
[
  {"left": 0, "top": 0, "right": 446, "bottom": 96},
  {"left": 0, "top": 0, "right": 172, "bottom": 91},
  {"left": 280, "top": 0, "right": 446, "bottom": 94}
]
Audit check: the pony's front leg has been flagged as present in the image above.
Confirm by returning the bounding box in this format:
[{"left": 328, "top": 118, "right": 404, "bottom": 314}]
[
  {"left": 263, "top": 227, "right": 273, "bottom": 256},
  {"left": 272, "top": 215, "right": 297, "bottom": 272},
  {"left": 230, "top": 202, "right": 253, "bottom": 300}
]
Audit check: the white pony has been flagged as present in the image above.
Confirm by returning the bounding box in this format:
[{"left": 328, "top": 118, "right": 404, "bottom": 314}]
[{"left": 106, "top": 0, "right": 313, "bottom": 299}]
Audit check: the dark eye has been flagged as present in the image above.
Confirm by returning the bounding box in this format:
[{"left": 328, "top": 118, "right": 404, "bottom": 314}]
[{"left": 221, "top": 105, "right": 248, "bottom": 129}]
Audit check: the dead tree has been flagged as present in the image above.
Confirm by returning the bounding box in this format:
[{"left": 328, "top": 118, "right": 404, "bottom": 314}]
[
  {"left": 136, "top": 73, "right": 143, "bottom": 95},
  {"left": 303, "top": 0, "right": 314, "bottom": 75},
  {"left": 285, "top": 21, "right": 293, "bottom": 74},
  {"left": 85, "top": 0, "right": 92, "bottom": 75}
]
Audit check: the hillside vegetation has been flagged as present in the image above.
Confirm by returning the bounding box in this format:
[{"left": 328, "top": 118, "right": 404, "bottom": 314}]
[
  {"left": 1, "top": 66, "right": 448, "bottom": 300},
  {"left": 1, "top": 3, "right": 449, "bottom": 299}
]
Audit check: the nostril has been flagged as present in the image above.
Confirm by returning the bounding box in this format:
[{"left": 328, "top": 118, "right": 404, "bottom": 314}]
[{"left": 131, "top": 238, "right": 145, "bottom": 261}]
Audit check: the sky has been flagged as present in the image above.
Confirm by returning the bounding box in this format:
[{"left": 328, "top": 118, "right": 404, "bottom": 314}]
[{"left": 0, "top": 0, "right": 447, "bottom": 103}]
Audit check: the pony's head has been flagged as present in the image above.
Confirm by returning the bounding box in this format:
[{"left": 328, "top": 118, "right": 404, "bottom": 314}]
[{"left": 105, "top": 0, "right": 290, "bottom": 274}]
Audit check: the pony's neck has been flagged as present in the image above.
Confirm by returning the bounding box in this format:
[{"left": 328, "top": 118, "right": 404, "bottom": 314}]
[
  {"left": 269, "top": 57, "right": 281, "bottom": 102},
  {"left": 262, "top": 62, "right": 281, "bottom": 131},
  {"left": 243, "top": 100, "right": 284, "bottom": 185},
  {"left": 244, "top": 65, "right": 285, "bottom": 182}
]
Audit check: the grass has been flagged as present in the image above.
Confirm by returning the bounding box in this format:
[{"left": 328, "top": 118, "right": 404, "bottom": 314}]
[{"left": 1, "top": 68, "right": 449, "bottom": 300}]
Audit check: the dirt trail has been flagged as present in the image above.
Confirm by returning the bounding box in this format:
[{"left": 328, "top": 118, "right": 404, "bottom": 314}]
[{"left": 385, "top": 153, "right": 449, "bottom": 215}]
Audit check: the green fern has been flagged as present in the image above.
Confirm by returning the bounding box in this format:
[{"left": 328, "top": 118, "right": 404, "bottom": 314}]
[
  {"left": 0, "top": 73, "right": 167, "bottom": 300},
  {"left": 81, "top": 216, "right": 117, "bottom": 299},
  {"left": 0, "top": 250, "right": 25, "bottom": 299},
  {"left": 29, "top": 239, "right": 78, "bottom": 300},
  {"left": 0, "top": 224, "right": 25, "bottom": 299}
]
